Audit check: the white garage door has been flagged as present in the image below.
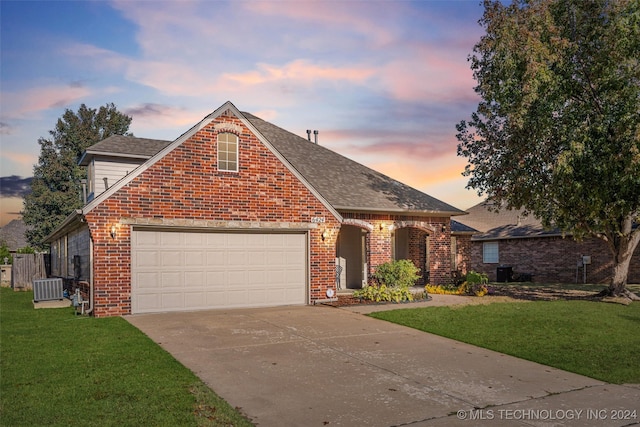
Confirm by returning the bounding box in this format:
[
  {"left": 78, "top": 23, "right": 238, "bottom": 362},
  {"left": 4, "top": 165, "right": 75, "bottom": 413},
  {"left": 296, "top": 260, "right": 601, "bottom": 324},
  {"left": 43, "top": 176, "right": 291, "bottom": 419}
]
[{"left": 131, "top": 230, "right": 308, "bottom": 314}]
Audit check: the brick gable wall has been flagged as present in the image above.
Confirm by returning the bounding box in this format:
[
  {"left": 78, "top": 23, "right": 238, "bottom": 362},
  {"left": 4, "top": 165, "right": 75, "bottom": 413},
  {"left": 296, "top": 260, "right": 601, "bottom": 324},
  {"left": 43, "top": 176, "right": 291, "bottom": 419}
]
[{"left": 84, "top": 113, "right": 339, "bottom": 317}]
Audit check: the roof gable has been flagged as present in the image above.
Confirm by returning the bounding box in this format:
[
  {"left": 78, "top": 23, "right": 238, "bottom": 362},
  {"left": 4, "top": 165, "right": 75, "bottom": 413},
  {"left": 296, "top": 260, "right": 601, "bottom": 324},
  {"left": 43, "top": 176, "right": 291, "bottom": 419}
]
[
  {"left": 81, "top": 101, "right": 463, "bottom": 218},
  {"left": 82, "top": 101, "right": 341, "bottom": 221}
]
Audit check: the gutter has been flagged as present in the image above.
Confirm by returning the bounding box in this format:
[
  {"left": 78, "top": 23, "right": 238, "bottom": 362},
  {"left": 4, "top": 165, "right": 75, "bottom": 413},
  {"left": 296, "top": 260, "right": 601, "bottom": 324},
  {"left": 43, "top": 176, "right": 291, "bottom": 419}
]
[
  {"left": 84, "top": 236, "right": 94, "bottom": 315},
  {"left": 335, "top": 207, "right": 467, "bottom": 218},
  {"left": 42, "top": 209, "right": 84, "bottom": 243}
]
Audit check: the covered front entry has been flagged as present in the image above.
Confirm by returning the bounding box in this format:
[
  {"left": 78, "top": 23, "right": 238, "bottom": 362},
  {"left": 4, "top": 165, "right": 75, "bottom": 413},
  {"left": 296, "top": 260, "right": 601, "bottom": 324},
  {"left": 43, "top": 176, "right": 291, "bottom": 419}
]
[
  {"left": 131, "top": 229, "right": 308, "bottom": 314},
  {"left": 336, "top": 225, "right": 368, "bottom": 289},
  {"left": 393, "top": 227, "right": 430, "bottom": 285}
]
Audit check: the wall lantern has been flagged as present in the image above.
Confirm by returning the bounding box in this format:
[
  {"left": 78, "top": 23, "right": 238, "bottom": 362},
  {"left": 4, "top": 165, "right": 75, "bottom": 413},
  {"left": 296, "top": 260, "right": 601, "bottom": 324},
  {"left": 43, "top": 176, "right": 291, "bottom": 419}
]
[
  {"left": 441, "top": 224, "right": 447, "bottom": 233},
  {"left": 110, "top": 225, "right": 117, "bottom": 239},
  {"left": 321, "top": 230, "right": 327, "bottom": 242},
  {"left": 379, "top": 222, "right": 385, "bottom": 231}
]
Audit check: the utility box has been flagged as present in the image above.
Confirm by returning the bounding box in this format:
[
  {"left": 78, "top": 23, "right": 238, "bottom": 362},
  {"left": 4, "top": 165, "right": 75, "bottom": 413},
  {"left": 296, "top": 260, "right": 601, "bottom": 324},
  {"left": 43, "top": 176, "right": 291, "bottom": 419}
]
[
  {"left": 0, "top": 265, "right": 11, "bottom": 287},
  {"left": 582, "top": 255, "right": 591, "bottom": 265},
  {"left": 497, "top": 266, "right": 513, "bottom": 283}
]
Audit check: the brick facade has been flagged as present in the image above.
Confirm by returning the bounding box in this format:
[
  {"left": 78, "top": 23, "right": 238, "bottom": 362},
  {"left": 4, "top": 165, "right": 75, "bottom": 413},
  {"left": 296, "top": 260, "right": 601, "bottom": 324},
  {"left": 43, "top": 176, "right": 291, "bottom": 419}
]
[
  {"left": 470, "top": 236, "right": 640, "bottom": 284},
  {"left": 453, "top": 234, "right": 472, "bottom": 276},
  {"left": 55, "top": 106, "right": 461, "bottom": 317},
  {"left": 84, "top": 112, "right": 340, "bottom": 317}
]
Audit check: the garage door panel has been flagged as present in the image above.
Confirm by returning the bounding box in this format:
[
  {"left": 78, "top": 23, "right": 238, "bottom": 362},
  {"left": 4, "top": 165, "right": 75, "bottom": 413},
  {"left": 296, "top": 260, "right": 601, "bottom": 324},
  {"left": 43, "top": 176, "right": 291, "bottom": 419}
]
[
  {"left": 161, "top": 292, "right": 184, "bottom": 310},
  {"left": 136, "top": 294, "right": 160, "bottom": 311},
  {"left": 206, "top": 251, "right": 226, "bottom": 265},
  {"left": 228, "top": 270, "right": 247, "bottom": 285},
  {"left": 132, "top": 230, "right": 307, "bottom": 313},
  {"left": 160, "top": 271, "right": 181, "bottom": 288},
  {"left": 135, "top": 251, "right": 160, "bottom": 267},
  {"left": 184, "top": 251, "right": 205, "bottom": 266},
  {"left": 184, "top": 271, "right": 205, "bottom": 287},
  {"left": 184, "top": 292, "right": 207, "bottom": 308},
  {"left": 160, "top": 232, "right": 182, "bottom": 246}
]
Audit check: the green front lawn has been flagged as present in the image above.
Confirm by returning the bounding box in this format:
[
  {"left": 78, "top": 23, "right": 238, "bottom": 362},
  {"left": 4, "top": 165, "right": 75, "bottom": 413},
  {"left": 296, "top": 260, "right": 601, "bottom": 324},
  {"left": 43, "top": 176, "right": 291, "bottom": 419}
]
[
  {"left": 371, "top": 299, "right": 640, "bottom": 384},
  {"left": 0, "top": 288, "right": 253, "bottom": 426}
]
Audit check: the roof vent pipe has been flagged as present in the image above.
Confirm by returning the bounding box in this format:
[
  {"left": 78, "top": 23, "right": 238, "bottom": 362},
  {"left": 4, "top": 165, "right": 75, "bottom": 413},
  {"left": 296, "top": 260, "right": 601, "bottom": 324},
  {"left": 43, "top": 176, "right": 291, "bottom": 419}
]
[
  {"left": 306, "top": 130, "right": 311, "bottom": 141},
  {"left": 313, "top": 130, "right": 318, "bottom": 144}
]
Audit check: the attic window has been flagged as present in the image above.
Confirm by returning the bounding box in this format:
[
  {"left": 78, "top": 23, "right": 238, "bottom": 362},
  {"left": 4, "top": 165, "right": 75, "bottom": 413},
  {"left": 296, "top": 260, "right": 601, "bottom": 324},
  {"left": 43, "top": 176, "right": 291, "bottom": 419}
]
[{"left": 217, "top": 132, "right": 238, "bottom": 172}]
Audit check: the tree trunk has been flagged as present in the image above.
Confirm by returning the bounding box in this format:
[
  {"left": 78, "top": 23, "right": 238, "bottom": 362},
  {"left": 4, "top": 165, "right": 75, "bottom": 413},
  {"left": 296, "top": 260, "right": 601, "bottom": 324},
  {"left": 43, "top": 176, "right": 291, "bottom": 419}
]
[
  {"left": 606, "top": 216, "right": 640, "bottom": 297},
  {"left": 609, "top": 253, "right": 632, "bottom": 296}
]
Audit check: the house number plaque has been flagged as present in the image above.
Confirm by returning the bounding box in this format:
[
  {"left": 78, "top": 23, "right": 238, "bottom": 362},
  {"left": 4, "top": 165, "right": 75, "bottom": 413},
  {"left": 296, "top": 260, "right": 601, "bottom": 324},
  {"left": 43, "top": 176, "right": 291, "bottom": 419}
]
[{"left": 311, "top": 217, "right": 326, "bottom": 223}]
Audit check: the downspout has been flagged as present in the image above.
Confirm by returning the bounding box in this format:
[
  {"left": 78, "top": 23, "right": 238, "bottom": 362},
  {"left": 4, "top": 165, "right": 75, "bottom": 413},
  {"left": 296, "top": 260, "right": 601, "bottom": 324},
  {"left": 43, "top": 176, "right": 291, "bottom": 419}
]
[{"left": 84, "top": 231, "right": 95, "bottom": 315}]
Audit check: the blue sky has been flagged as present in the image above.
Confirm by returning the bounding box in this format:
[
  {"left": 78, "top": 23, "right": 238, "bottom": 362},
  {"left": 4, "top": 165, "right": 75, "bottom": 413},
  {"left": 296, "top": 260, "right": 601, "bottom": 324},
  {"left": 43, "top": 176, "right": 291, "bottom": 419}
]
[{"left": 0, "top": 0, "right": 486, "bottom": 226}]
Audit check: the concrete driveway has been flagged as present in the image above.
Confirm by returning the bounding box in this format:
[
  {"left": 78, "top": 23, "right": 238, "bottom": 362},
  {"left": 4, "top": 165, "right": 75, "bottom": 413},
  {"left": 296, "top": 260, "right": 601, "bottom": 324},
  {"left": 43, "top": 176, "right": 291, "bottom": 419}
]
[{"left": 126, "top": 305, "right": 639, "bottom": 426}]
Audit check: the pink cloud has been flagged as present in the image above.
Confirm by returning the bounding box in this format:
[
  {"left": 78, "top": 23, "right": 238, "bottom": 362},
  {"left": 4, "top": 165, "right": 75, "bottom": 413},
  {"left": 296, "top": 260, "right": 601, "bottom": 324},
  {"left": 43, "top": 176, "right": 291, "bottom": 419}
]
[
  {"left": 223, "top": 60, "right": 375, "bottom": 86},
  {"left": 125, "top": 103, "right": 208, "bottom": 136},
  {"left": 1, "top": 84, "right": 92, "bottom": 119},
  {"left": 244, "top": 1, "right": 400, "bottom": 47},
  {"left": 377, "top": 45, "right": 476, "bottom": 103},
  {"left": 373, "top": 157, "right": 468, "bottom": 187},
  {"left": 1, "top": 151, "right": 37, "bottom": 170}
]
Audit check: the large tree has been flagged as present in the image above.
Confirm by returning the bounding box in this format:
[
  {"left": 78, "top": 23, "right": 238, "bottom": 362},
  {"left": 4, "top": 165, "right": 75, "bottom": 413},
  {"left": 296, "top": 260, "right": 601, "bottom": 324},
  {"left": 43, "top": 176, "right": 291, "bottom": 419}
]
[
  {"left": 23, "top": 103, "right": 132, "bottom": 249},
  {"left": 457, "top": 0, "right": 640, "bottom": 298}
]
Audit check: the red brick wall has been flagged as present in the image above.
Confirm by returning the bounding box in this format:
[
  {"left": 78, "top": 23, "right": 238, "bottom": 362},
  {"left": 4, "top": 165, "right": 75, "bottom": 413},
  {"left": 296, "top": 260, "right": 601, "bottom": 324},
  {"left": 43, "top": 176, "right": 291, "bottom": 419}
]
[
  {"left": 470, "top": 236, "right": 640, "bottom": 284},
  {"left": 454, "top": 234, "right": 472, "bottom": 275},
  {"left": 85, "top": 112, "right": 339, "bottom": 317}
]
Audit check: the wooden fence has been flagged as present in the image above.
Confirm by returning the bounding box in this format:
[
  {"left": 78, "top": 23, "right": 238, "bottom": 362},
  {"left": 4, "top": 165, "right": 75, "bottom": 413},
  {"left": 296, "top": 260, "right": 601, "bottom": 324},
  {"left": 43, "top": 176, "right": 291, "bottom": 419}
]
[{"left": 12, "top": 254, "right": 47, "bottom": 289}]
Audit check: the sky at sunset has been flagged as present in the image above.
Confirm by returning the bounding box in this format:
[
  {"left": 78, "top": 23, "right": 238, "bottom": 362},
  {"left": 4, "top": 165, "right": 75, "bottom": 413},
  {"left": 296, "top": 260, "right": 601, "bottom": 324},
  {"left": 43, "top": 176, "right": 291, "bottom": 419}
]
[{"left": 0, "top": 0, "right": 487, "bottom": 227}]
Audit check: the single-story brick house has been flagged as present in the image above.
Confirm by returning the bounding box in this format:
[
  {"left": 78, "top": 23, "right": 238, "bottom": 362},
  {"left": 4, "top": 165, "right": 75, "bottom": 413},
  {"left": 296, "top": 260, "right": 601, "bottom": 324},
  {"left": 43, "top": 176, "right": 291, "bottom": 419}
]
[
  {"left": 455, "top": 200, "right": 640, "bottom": 284},
  {"left": 45, "top": 101, "right": 465, "bottom": 317}
]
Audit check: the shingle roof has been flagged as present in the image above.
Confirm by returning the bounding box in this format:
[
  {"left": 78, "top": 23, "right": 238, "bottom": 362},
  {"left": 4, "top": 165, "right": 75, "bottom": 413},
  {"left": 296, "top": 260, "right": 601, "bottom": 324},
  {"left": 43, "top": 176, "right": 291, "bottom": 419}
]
[
  {"left": 243, "top": 112, "right": 463, "bottom": 215},
  {"left": 78, "top": 135, "right": 172, "bottom": 165},
  {"left": 455, "top": 200, "right": 562, "bottom": 240},
  {"left": 450, "top": 220, "right": 477, "bottom": 234},
  {"left": 78, "top": 108, "right": 464, "bottom": 216}
]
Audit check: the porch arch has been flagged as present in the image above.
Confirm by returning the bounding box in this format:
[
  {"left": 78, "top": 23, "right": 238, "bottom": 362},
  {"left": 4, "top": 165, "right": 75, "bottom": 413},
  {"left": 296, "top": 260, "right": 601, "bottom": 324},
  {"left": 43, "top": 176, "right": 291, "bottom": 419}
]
[
  {"left": 341, "top": 218, "right": 374, "bottom": 232},
  {"left": 388, "top": 220, "right": 435, "bottom": 234},
  {"left": 390, "top": 221, "right": 435, "bottom": 285}
]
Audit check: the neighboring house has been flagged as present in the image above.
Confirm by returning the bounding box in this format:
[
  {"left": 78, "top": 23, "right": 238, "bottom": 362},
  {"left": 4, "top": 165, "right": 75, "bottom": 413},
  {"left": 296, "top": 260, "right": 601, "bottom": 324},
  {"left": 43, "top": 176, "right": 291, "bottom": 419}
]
[
  {"left": 0, "top": 219, "right": 29, "bottom": 253},
  {"left": 45, "top": 101, "right": 465, "bottom": 317},
  {"left": 456, "top": 200, "right": 640, "bottom": 284}
]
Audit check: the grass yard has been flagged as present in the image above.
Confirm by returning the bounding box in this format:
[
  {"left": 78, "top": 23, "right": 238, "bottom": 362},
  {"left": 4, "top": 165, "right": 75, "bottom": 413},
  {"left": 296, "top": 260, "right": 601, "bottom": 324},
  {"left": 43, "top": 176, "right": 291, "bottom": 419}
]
[
  {"left": 370, "top": 299, "right": 640, "bottom": 384},
  {"left": 0, "top": 288, "right": 253, "bottom": 426}
]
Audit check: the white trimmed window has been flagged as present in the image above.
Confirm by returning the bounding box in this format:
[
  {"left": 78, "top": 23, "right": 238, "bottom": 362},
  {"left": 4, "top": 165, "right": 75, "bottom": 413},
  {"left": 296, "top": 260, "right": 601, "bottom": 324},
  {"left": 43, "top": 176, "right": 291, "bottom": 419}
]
[
  {"left": 218, "top": 132, "right": 238, "bottom": 172},
  {"left": 483, "top": 242, "right": 499, "bottom": 264}
]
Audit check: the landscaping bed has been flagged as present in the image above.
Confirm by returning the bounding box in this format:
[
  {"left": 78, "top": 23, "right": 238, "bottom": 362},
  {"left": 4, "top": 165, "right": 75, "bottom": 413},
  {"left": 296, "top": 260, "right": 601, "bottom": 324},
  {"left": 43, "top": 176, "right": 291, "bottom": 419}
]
[{"left": 327, "top": 292, "right": 431, "bottom": 307}]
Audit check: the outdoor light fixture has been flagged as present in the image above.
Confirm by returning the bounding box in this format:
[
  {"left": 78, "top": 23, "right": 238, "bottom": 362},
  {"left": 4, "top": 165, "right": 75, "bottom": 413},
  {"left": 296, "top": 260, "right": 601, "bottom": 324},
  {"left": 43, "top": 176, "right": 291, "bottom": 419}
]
[
  {"left": 110, "top": 225, "right": 117, "bottom": 239},
  {"left": 441, "top": 224, "right": 447, "bottom": 233},
  {"left": 321, "top": 230, "right": 327, "bottom": 242},
  {"left": 380, "top": 222, "right": 385, "bottom": 231}
]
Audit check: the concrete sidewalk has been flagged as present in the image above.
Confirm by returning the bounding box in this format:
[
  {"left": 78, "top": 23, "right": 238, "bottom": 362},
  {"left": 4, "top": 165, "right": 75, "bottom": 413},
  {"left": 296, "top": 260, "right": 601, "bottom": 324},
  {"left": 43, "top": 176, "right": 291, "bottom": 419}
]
[{"left": 126, "top": 304, "right": 639, "bottom": 426}]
